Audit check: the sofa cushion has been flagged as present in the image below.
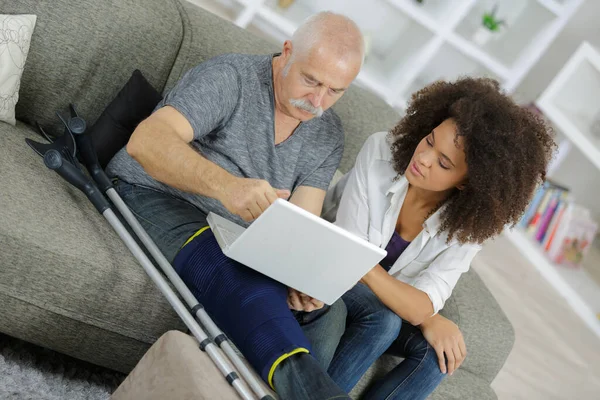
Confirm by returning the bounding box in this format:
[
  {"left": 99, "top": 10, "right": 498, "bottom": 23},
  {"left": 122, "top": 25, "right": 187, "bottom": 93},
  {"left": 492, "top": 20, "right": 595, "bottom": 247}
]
[
  {"left": 170, "top": 1, "right": 400, "bottom": 174},
  {"left": 0, "top": 14, "right": 37, "bottom": 126},
  {"left": 89, "top": 69, "right": 163, "bottom": 168},
  {"left": 445, "top": 267, "right": 514, "bottom": 384},
  {"left": 2, "top": 0, "right": 183, "bottom": 135},
  {"left": 0, "top": 122, "right": 185, "bottom": 372}
]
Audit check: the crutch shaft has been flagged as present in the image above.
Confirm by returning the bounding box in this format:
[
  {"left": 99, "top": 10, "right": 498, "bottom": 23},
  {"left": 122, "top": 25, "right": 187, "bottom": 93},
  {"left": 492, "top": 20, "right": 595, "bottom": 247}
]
[
  {"left": 31, "top": 111, "right": 261, "bottom": 400},
  {"left": 106, "top": 188, "right": 273, "bottom": 400},
  {"left": 103, "top": 209, "right": 256, "bottom": 400}
]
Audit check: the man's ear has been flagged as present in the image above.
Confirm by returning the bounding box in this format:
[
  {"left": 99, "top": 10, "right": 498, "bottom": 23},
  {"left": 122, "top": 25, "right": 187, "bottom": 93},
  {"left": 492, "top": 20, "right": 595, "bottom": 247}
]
[{"left": 282, "top": 40, "right": 293, "bottom": 60}]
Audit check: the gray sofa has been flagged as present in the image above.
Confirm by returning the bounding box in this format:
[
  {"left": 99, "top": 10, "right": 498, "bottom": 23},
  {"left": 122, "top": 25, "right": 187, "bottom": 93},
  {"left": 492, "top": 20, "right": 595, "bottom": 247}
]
[{"left": 0, "top": 0, "right": 514, "bottom": 398}]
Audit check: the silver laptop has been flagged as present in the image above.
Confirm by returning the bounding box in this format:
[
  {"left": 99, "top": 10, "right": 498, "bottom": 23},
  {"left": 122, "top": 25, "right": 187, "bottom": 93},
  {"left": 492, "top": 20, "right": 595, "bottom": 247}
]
[{"left": 207, "top": 199, "right": 387, "bottom": 305}]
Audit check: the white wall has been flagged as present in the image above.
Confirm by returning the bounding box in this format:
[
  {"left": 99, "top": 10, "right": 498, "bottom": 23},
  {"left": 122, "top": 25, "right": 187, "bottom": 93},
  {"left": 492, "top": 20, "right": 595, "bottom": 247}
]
[{"left": 514, "top": 0, "right": 600, "bottom": 103}]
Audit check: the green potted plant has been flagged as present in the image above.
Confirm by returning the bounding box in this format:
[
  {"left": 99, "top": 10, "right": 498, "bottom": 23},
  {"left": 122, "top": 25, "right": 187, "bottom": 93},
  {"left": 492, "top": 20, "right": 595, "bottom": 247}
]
[{"left": 473, "top": 4, "right": 506, "bottom": 46}]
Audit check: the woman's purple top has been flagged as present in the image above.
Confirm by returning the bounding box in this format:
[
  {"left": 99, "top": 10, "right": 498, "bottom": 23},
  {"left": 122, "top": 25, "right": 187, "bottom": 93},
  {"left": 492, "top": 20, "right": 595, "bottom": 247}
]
[{"left": 379, "top": 231, "right": 411, "bottom": 271}]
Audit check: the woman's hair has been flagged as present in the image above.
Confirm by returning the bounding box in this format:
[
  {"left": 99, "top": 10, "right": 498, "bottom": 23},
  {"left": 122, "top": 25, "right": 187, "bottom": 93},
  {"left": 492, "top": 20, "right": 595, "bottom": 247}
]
[{"left": 390, "top": 77, "right": 555, "bottom": 244}]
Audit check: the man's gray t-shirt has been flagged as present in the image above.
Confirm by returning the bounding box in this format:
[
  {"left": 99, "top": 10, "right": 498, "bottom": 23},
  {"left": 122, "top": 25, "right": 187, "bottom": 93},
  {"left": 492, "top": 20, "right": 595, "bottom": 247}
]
[{"left": 106, "top": 53, "right": 344, "bottom": 227}]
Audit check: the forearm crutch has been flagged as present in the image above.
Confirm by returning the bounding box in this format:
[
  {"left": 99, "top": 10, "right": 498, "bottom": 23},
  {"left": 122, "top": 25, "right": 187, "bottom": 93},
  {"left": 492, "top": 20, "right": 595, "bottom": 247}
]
[
  {"left": 25, "top": 107, "right": 268, "bottom": 400},
  {"left": 65, "top": 105, "right": 272, "bottom": 400}
]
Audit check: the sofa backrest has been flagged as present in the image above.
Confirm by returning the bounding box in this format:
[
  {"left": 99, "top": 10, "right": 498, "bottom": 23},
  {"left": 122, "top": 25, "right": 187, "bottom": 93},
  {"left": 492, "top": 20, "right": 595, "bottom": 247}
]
[
  {"left": 8, "top": 0, "right": 400, "bottom": 172},
  {"left": 170, "top": 1, "right": 401, "bottom": 173},
  {"left": 5, "top": 0, "right": 184, "bottom": 134}
]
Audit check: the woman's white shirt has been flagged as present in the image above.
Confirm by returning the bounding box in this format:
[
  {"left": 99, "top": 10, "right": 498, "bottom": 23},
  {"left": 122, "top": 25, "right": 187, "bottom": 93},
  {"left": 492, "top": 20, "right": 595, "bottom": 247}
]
[{"left": 326, "top": 131, "right": 481, "bottom": 314}]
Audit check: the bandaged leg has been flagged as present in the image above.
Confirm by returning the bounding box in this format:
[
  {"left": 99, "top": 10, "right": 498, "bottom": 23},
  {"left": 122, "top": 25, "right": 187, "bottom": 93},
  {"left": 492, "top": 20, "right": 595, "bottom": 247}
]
[
  {"left": 173, "top": 228, "right": 312, "bottom": 387},
  {"left": 273, "top": 352, "right": 350, "bottom": 399}
]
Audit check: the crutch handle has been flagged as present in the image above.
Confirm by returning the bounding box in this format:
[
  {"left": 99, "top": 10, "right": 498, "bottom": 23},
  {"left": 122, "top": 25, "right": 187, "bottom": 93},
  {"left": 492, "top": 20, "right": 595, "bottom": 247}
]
[
  {"left": 65, "top": 103, "right": 114, "bottom": 192},
  {"left": 75, "top": 132, "right": 113, "bottom": 192},
  {"left": 44, "top": 149, "right": 110, "bottom": 214}
]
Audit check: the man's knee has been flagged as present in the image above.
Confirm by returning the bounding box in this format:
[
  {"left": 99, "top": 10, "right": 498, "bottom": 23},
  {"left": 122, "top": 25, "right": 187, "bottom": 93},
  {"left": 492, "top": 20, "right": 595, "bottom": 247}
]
[
  {"left": 327, "top": 299, "right": 348, "bottom": 335},
  {"left": 329, "top": 299, "right": 348, "bottom": 318}
]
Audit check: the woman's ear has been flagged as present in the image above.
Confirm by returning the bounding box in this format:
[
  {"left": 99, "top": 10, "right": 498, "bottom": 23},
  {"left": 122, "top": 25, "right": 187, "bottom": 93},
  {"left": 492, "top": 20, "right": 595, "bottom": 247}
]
[{"left": 456, "top": 181, "right": 467, "bottom": 191}]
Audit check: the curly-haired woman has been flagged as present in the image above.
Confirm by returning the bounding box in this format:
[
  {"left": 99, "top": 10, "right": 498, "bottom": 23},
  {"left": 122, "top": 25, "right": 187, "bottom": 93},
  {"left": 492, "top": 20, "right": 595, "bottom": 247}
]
[{"left": 322, "top": 77, "right": 555, "bottom": 399}]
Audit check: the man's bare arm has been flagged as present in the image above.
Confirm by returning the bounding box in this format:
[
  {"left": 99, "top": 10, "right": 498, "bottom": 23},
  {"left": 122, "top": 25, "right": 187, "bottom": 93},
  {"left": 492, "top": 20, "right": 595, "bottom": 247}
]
[
  {"left": 127, "top": 106, "right": 231, "bottom": 197},
  {"left": 127, "top": 106, "right": 289, "bottom": 221}
]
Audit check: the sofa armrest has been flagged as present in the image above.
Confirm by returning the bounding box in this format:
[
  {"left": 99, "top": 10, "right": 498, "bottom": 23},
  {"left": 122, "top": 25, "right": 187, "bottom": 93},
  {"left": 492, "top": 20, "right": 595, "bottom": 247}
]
[{"left": 429, "top": 368, "right": 498, "bottom": 400}]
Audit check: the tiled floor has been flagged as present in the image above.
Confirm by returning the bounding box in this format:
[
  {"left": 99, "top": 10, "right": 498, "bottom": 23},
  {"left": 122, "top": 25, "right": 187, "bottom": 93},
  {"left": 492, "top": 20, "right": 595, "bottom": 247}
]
[{"left": 474, "top": 235, "right": 600, "bottom": 400}]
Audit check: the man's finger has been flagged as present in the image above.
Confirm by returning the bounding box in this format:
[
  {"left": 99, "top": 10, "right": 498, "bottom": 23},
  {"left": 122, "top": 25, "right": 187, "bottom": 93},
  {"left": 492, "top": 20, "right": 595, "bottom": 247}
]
[
  {"left": 275, "top": 189, "right": 291, "bottom": 199},
  {"left": 264, "top": 190, "right": 278, "bottom": 205},
  {"left": 299, "top": 292, "right": 311, "bottom": 303},
  {"left": 310, "top": 298, "right": 324, "bottom": 310},
  {"left": 247, "top": 203, "right": 261, "bottom": 221},
  {"left": 304, "top": 303, "right": 316, "bottom": 312},
  {"left": 256, "top": 196, "right": 270, "bottom": 213},
  {"left": 288, "top": 290, "right": 303, "bottom": 311},
  {"left": 446, "top": 347, "right": 456, "bottom": 376},
  {"left": 241, "top": 209, "right": 253, "bottom": 222},
  {"left": 298, "top": 293, "right": 313, "bottom": 311},
  {"left": 434, "top": 345, "right": 446, "bottom": 374},
  {"left": 288, "top": 296, "right": 302, "bottom": 311}
]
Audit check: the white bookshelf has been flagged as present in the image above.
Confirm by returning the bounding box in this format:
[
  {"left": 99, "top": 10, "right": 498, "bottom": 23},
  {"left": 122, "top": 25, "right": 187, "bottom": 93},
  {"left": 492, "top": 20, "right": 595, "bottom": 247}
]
[
  {"left": 537, "top": 42, "right": 600, "bottom": 171},
  {"left": 503, "top": 41, "right": 600, "bottom": 338},
  {"left": 197, "top": 0, "right": 585, "bottom": 112},
  {"left": 504, "top": 229, "right": 600, "bottom": 337}
]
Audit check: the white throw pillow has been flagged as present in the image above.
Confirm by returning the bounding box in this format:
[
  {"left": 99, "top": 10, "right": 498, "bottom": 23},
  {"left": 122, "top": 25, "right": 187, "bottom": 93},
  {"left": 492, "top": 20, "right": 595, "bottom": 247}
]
[{"left": 0, "top": 14, "right": 36, "bottom": 126}]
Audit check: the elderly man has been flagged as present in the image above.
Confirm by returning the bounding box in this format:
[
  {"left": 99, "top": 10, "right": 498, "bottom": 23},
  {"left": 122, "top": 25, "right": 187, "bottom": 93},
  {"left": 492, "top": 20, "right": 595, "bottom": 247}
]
[{"left": 107, "top": 11, "right": 364, "bottom": 399}]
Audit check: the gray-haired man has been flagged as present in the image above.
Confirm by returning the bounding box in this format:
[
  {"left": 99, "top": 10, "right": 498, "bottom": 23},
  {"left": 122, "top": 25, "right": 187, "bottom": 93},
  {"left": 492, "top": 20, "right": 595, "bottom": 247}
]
[{"left": 107, "top": 11, "right": 364, "bottom": 399}]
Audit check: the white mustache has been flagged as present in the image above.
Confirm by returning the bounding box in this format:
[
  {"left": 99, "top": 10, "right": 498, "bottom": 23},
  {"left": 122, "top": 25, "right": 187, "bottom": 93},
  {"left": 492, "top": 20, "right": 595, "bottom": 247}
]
[{"left": 289, "top": 98, "right": 324, "bottom": 117}]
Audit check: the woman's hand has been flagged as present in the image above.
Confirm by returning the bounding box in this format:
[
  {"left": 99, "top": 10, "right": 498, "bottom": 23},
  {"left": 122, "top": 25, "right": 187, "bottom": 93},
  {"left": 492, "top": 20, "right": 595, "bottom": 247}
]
[
  {"left": 420, "top": 314, "right": 467, "bottom": 375},
  {"left": 287, "top": 288, "right": 324, "bottom": 312}
]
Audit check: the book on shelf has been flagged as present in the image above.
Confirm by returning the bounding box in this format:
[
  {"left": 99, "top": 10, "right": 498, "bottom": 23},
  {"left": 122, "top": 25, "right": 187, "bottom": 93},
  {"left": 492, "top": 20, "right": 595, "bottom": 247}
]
[
  {"left": 543, "top": 200, "right": 568, "bottom": 251},
  {"left": 520, "top": 180, "right": 570, "bottom": 233},
  {"left": 527, "top": 188, "right": 554, "bottom": 235},
  {"left": 518, "top": 180, "right": 598, "bottom": 268},
  {"left": 519, "top": 181, "right": 551, "bottom": 229},
  {"left": 547, "top": 205, "right": 598, "bottom": 268},
  {"left": 535, "top": 190, "right": 569, "bottom": 243}
]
